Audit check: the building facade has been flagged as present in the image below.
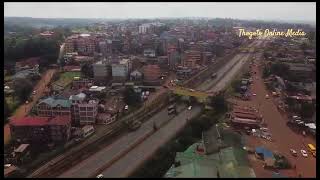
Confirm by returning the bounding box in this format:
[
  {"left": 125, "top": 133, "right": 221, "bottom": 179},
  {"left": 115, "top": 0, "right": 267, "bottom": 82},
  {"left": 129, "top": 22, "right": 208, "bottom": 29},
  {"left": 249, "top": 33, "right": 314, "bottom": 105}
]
[
  {"left": 9, "top": 115, "right": 71, "bottom": 144},
  {"left": 37, "top": 97, "right": 72, "bottom": 117}
]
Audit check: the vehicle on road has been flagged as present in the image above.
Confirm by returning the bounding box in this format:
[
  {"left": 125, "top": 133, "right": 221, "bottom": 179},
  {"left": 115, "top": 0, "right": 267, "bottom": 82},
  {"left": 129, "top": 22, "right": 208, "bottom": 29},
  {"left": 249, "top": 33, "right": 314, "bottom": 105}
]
[
  {"left": 188, "top": 106, "right": 192, "bottom": 110},
  {"left": 189, "top": 89, "right": 195, "bottom": 92},
  {"left": 265, "top": 94, "right": 269, "bottom": 99},
  {"left": 307, "top": 144, "right": 316, "bottom": 155},
  {"left": 32, "top": 90, "right": 36, "bottom": 95},
  {"left": 25, "top": 101, "right": 29, "bottom": 104},
  {"left": 96, "top": 174, "right": 104, "bottom": 178},
  {"left": 290, "top": 149, "right": 297, "bottom": 157},
  {"left": 82, "top": 125, "right": 95, "bottom": 138},
  {"left": 211, "top": 73, "right": 217, "bottom": 79},
  {"left": 301, "top": 150, "right": 308, "bottom": 157},
  {"left": 128, "top": 120, "right": 141, "bottom": 131},
  {"left": 124, "top": 105, "right": 129, "bottom": 110},
  {"left": 252, "top": 93, "right": 257, "bottom": 96},
  {"left": 4, "top": 164, "right": 12, "bottom": 168}
]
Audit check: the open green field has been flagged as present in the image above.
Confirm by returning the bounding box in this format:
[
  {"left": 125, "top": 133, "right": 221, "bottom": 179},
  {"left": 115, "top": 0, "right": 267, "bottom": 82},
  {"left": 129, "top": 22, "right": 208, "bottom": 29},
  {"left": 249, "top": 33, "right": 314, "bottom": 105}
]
[{"left": 54, "top": 71, "right": 81, "bottom": 87}]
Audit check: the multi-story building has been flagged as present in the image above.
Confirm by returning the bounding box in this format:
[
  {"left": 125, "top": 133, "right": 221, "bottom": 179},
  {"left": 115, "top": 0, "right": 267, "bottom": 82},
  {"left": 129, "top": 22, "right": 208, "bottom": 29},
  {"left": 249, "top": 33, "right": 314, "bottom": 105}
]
[
  {"left": 37, "top": 97, "right": 72, "bottom": 117},
  {"left": 111, "top": 59, "right": 132, "bottom": 81},
  {"left": 182, "top": 50, "right": 201, "bottom": 69},
  {"left": 93, "top": 60, "right": 111, "bottom": 82},
  {"left": 69, "top": 93, "right": 99, "bottom": 125},
  {"left": 64, "top": 34, "right": 79, "bottom": 53},
  {"left": 9, "top": 115, "right": 71, "bottom": 144},
  {"left": 72, "top": 77, "right": 93, "bottom": 89},
  {"left": 142, "top": 64, "right": 161, "bottom": 85},
  {"left": 168, "top": 45, "right": 180, "bottom": 70},
  {"left": 76, "top": 35, "right": 96, "bottom": 56},
  {"left": 143, "top": 49, "right": 156, "bottom": 57}
]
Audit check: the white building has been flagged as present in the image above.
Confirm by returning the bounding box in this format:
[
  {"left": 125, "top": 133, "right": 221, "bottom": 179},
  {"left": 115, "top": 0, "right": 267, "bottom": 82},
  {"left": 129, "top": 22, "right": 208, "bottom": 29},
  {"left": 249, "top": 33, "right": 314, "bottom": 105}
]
[{"left": 143, "top": 49, "right": 156, "bottom": 57}]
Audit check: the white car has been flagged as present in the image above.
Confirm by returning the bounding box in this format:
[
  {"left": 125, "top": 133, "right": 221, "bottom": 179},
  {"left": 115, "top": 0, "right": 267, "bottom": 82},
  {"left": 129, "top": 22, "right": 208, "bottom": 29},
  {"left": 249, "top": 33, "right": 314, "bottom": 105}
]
[
  {"left": 265, "top": 94, "right": 269, "bottom": 99},
  {"left": 252, "top": 93, "right": 257, "bottom": 96},
  {"left": 4, "top": 164, "right": 11, "bottom": 168},
  {"left": 124, "top": 105, "right": 129, "bottom": 110},
  {"left": 32, "top": 90, "right": 36, "bottom": 95},
  {"left": 301, "top": 150, "right": 308, "bottom": 157},
  {"left": 188, "top": 106, "right": 192, "bottom": 110},
  {"left": 96, "top": 174, "right": 104, "bottom": 178}
]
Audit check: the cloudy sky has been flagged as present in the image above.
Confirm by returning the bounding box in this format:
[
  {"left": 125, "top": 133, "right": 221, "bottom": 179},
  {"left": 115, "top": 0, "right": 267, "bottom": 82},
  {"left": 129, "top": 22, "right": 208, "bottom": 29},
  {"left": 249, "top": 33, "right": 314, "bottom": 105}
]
[{"left": 4, "top": 2, "right": 316, "bottom": 23}]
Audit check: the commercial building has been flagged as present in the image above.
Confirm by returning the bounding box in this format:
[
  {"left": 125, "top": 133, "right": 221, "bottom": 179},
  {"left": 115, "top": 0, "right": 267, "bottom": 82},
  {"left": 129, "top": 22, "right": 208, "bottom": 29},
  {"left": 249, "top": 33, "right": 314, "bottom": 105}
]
[
  {"left": 143, "top": 49, "right": 156, "bottom": 57},
  {"left": 37, "top": 97, "right": 72, "bottom": 117},
  {"left": 111, "top": 59, "right": 132, "bottom": 81},
  {"left": 285, "top": 63, "right": 315, "bottom": 80},
  {"left": 93, "top": 60, "right": 111, "bottom": 82},
  {"left": 142, "top": 64, "right": 161, "bottom": 86},
  {"left": 9, "top": 115, "right": 72, "bottom": 144},
  {"left": 182, "top": 50, "right": 201, "bottom": 69},
  {"left": 228, "top": 107, "right": 263, "bottom": 128},
  {"left": 165, "top": 125, "right": 256, "bottom": 178},
  {"left": 77, "top": 34, "right": 96, "bottom": 56},
  {"left": 69, "top": 93, "right": 99, "bottom": 125}
]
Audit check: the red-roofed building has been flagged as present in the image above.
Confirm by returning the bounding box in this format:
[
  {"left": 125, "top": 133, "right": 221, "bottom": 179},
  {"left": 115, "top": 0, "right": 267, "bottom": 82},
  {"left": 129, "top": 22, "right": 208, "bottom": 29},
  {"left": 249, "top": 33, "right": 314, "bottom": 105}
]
[
  {"left": 63, "top": 65, "right": 81, "bottom": 72},
  {"left": 9, "top": 115, "right": 71, "bottom": 144}
]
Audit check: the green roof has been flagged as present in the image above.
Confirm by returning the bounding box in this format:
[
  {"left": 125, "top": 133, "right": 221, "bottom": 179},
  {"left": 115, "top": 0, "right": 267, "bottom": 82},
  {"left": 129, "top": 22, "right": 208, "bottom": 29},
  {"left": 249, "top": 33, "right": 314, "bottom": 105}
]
[
  {"left": 39, "top": 97, "right": 71, "bottom": 108},
  {"left": 165, "top": 144, "right": 256, "bottom": 178}
]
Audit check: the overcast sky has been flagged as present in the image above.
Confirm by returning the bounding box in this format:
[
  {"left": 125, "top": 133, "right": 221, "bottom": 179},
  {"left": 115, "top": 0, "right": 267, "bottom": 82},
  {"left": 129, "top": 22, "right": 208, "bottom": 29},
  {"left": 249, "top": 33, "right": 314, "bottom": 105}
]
[{"left": 4, "top": 2, "right": 316, "bottom": 23}]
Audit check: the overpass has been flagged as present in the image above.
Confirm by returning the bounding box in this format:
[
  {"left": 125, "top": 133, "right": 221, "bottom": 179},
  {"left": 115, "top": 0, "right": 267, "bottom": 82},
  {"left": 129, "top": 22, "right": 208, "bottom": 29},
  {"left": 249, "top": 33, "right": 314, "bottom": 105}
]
[{"left": 171, "top": 86, "right": 216, "bottom": 102}]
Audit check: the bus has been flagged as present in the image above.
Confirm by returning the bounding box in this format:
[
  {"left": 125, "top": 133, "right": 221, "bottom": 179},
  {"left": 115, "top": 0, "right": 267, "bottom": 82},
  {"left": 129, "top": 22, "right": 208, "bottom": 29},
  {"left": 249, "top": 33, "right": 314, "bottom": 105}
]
[{"left": 82, "top": 125, "right": 95, "bottom": 138}]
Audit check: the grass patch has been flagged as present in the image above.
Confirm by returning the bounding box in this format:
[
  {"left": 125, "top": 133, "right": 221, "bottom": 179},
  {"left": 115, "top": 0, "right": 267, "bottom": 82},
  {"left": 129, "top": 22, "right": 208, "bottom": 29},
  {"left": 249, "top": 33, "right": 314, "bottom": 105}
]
[
  {"left": 6, "top": 96, "right": 20, "bottom": 114},
  {"left": 54, "top": 71, "right": 81, "bottom": 87}
]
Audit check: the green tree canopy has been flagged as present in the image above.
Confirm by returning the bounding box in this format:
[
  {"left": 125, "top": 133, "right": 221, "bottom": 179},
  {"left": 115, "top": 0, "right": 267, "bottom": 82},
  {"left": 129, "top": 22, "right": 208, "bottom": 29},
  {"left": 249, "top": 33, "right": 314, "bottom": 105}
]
[{"left": 13, "top": 78, "right": 33, "bottom": 103}]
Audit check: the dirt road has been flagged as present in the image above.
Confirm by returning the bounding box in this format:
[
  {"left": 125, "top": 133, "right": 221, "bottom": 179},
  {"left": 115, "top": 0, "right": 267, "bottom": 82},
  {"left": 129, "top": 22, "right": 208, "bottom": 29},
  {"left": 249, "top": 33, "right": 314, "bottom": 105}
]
[
  {"left": 4, "top": 69, "right": 58, "bottom": 145},
  {"left": 235, "top": 56, "right": 316, "bottom": 177}
]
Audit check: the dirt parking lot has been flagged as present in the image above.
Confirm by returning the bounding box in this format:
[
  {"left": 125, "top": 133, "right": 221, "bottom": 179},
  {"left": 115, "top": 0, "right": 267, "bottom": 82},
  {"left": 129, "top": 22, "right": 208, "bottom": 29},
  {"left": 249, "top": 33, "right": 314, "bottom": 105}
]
[{"left": 231, "top": 60, "right": 316, "bottom": 178}]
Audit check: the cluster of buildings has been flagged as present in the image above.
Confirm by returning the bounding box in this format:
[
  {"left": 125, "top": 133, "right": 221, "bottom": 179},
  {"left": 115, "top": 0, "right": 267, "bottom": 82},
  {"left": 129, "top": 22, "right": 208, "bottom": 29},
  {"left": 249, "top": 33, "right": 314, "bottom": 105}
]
[
  {"left": 264, "top": 37, "right": 316, "bottom": 122},
  {"left": 228, "top": 105, "right": 263, "bottom": 129}
]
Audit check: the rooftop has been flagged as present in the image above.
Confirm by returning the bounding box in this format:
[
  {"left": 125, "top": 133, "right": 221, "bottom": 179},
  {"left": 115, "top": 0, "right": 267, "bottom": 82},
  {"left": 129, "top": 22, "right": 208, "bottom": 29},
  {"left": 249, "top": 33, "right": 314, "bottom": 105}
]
[
  {"left": 38, "top": 97, "right": 72, "bottom": 108},
  {"left": 10, "top": 115, "right": 71, "bottom": 127}
]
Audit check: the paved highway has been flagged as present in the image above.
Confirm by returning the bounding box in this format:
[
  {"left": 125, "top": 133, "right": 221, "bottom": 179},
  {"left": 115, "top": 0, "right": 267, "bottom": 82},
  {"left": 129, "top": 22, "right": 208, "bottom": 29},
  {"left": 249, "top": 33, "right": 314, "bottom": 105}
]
[
  {"left": 196, "top": 40, "right": 257, "bottom": 91},
  {"left": 59, "top": 104, "right": 188, "bottom": 178},
  {"left": 99, "top": 105, "right": 202, "bottom": 177}
]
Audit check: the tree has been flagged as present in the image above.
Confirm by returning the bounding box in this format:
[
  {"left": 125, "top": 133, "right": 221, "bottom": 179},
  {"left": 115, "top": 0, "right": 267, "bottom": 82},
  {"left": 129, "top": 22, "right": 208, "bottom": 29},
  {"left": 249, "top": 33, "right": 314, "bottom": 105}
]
[
  {"left": 123, "top": 87, "right": 141, "bottom": 106},
  {"left": 210, "top": 93, "right": 228, "bottom": 113},
  {"left": 231, "top": 79, "right": 242, "bottom": 92},
  {"left": 81, "top": 63, "right": 94, "bottom": 78},
  {"left": 13, "top": 78, "right": 33, "bottom": 103}
]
